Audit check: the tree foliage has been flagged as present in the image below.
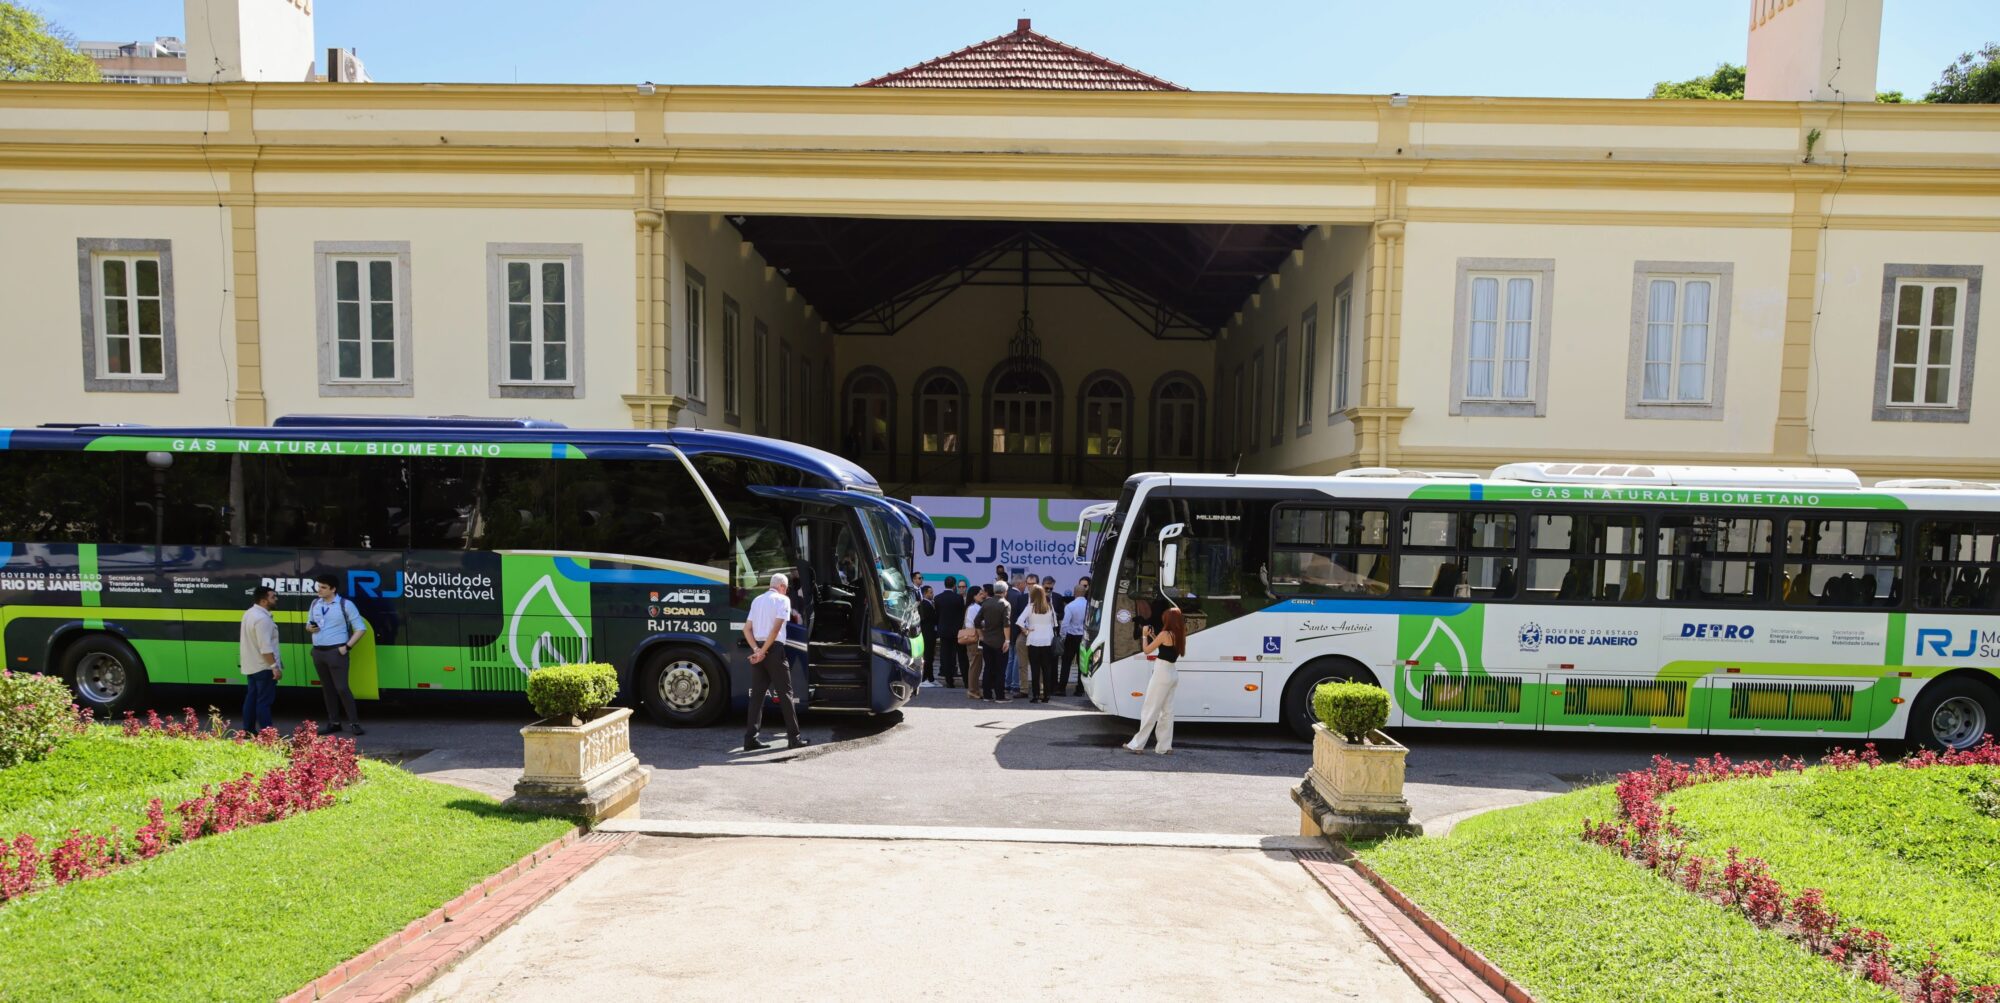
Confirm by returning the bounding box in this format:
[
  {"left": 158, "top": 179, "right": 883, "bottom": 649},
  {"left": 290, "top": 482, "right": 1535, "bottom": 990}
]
[
  {"left": 1649, "top": 63, "right": 1745, "bottom": 101},
  {"left": 0, "top": 2, "right": 99, "bottom": 82},
  {"left": 1926, "top": 42, "right": 2000, "bottom": 104}
]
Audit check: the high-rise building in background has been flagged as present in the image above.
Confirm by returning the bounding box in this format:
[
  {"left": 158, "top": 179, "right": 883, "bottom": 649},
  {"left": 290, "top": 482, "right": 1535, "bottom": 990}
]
[{"left": 77, "top": 37, "right": 189, "bottom": 85}]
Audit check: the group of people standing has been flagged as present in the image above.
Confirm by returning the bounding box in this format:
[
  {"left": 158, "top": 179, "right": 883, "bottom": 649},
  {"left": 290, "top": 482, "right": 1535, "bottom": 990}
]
[{"left": 918, "top": 567, "right": 1091, "bottom": 704}]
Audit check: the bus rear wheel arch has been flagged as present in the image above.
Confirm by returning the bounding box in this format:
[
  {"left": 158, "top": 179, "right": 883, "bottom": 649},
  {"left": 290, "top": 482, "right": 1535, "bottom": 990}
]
[
  {"left": 1907, "top": 673, "right": 1998, "bottom": 751},
  {"left": 1282, "top": 656, "right": 1378, "bottom": 741},
  {"left": 637, "top": 646, "right": 730, "bottom": 727},
  {"left": 60, "top": 633, "right": 150, "bottom": 718}
]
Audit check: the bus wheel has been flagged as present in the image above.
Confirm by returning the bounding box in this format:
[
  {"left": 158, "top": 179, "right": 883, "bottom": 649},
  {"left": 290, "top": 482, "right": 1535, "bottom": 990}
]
[
  {"left": 1907, "top": 676, "right": 1997, "bottom": 751},
  {"left": 62, "top": 634, "right": 150, "bottom": 718},
  {"left": 638, "top": 648, "right": 729, "bottom": 727},
  {"left": 1282, "top": 657, "right": 1374, "bottom": 741}
]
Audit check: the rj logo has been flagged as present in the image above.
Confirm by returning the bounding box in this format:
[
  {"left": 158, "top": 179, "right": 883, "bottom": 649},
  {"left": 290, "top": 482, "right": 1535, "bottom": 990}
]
[{"left": 1916, "top": 628, "right": 1975, "bottom": 658}]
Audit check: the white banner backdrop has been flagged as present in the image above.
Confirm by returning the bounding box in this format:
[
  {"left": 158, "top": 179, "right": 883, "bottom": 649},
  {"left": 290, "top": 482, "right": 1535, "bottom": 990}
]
[{"left": 912, "top": 495, "right": 1111, "bottom": 590}]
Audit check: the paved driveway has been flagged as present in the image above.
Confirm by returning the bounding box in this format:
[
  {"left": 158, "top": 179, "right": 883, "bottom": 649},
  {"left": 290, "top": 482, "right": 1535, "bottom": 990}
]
[
  {"left": 411, "top": 836, "right": 1430, "bottom": 1003},
  {"left": 274, "top": 686, "right": 1863, "bottom": 836}
]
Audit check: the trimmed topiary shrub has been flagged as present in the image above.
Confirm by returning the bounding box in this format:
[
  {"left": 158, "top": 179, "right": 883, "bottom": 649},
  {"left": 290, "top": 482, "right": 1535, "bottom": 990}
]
[
  {"left": 525, "top": 663, "right": 619, "bottom": 725},
  {"left": 0, "top": 669, "right": 79, "bottom": 769},
  {"left": 1313, "top": 680, "right": 1389, "bottom": 744}
]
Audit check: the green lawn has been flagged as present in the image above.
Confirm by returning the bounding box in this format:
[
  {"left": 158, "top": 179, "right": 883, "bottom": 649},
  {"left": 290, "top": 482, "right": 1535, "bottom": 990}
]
[
  {"left": 0, "top": 729, "right": 282, "bottom": 844},
  {"left": 1665, "top": 765, "right": 2000, "bottom": 987},
  {"left": 0, "top": 759, "right": 576, "bottom": 1002},
  {"left": 1357, "top": 786, "right": 1897, "bottom": 1003}
]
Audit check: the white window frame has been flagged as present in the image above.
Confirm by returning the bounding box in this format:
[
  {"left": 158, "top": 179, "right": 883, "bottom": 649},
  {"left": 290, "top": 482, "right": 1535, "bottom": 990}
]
[
  {"left": 1626, "top": 262, "right": 1733, "bottom": 420},
  {"left": 720, "top": 296, "right": 741, "bottom": 423},
  {"left": 315, "top": 241, "right": 413, "bottom": 397},
  {"left": 77, "top": 238, "right": 177, "bottom": 393},
  {"left": 1297, "top": 306, "right": 1317, "bottom": 435},
  {"left": 1872, "top": 265, "right": 1981, "bottom": 424},
  {"left": 683, "top": 267, "right": 706, "bottom": 406},
  {"left": 1463, "top": 273, "right": 1536, "bottom": 402},
  {"left": 1332, "top": 283, "right": 1353, "bottom": 417},
  {"left": 486, "top": 243, "right": 584, "bottom": 399},
  {"left": 1449, "top": 258, "right": 1555, "bottom": 418},
  {"left": 1639, "top": 277, "right": 1714, "bottom": 404},
  {"left": 1889, "top": 281, "right": 1966, "bottom": 408}
]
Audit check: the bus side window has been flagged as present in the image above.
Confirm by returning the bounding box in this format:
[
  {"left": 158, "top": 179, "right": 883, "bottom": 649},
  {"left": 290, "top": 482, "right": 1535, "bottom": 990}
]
[
  {"left": 0, "top": 450, "right": 123, "bottom": 544},
  {"left": 1915, "top": 519, "right": 2000, "bottom": 610},
  {"left": 1525, "top": 513, "right": 1644, "bottom": 604},
  {"left": 1655, "top": 514, "right": 1772, "bottom": 604},
  {"left": 410, "top": 457, "right": 554, "bottom": 551},
  {"left": 1782, "top": 518, "right": 1903, "bottom": 607},
  {"left": 556, "top": 459, "right": 726, "bottom": 567},
  {"left": 250, "top": 456, "right": 410, "bottom": 551}
]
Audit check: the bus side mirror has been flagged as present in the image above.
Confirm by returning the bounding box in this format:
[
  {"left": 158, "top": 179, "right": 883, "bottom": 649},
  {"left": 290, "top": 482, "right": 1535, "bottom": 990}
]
[{"left": 1158, "top": 522, "right": 1186, "bottom": 590}]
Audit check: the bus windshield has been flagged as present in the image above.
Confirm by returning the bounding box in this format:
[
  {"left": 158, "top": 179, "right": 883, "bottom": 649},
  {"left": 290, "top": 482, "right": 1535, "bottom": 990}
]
[{"left": 858, "top": 507, "right": 918, "bottom": 627}]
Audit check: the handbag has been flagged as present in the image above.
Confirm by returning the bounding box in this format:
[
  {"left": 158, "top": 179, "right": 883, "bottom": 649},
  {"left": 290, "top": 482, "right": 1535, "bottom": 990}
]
[{"left": 955, "top": 626, "right": 978, "bottom": 645}]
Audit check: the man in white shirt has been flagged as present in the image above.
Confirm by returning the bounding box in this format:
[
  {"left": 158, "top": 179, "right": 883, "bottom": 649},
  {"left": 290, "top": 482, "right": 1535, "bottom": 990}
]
[
  {"left": 1058, "top": 576, "right": 1091, "bottom": 697},
  {"left": 239, "top": 586, "right": 282, "bottom": 735},
  {"left": 741, "top": 572, "right": 808, "bottom": 751}
]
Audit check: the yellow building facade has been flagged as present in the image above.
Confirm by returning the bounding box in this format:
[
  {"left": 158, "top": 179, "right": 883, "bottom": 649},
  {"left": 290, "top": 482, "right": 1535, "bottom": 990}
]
[{"left": 3, "top": 14, "right": 1998, "bottom": 491}]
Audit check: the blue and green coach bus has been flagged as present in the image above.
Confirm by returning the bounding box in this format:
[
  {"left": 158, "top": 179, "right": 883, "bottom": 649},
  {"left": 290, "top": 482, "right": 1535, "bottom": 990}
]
[{"left": 0, "top": 415, "right": 931, "bottom": 725}]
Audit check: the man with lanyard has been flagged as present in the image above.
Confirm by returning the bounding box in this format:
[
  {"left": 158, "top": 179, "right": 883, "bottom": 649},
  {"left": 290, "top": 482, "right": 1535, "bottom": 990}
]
[
  {"left": 1058, "top": 576, "right": 1091, "bottom": 698},
  {"left": 307, "top": 574, "right": 368, "bottom": 736},
  {"left": 742, "top": 572, "right": 809, "bottom": 751}
]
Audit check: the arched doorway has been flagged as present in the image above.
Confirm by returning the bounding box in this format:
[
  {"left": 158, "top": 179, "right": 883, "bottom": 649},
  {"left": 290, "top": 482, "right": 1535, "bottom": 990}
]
[
  {"left": 911, "top": 367, "right": 968, "bottom": 485},
  {"left": 841, "top": 367, "right": 895, "bottom": 478},
  {"left": 1151, "top": 371, "right": 1205, "bottom": 472},
  {"left": 984, "top": 360, "right": 1061, "bottom": 483},
  {"left": 1075, "top": 370, "right": 1133, "bottom": 488}
]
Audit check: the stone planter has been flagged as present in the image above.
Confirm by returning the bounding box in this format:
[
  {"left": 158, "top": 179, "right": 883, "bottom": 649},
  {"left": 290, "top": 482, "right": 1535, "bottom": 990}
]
[
  {"left": 503, "top": 706, "right": 650, "bottom": 823},
  {"left": 1291, "top": 723, "right": 1421, "bottom": 840}
]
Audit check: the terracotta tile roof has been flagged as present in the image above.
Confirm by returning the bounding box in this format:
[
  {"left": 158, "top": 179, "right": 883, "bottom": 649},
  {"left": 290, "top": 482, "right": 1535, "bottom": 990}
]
[{"left": 859, "top": 19, "right": 1185, "bottom": 91}]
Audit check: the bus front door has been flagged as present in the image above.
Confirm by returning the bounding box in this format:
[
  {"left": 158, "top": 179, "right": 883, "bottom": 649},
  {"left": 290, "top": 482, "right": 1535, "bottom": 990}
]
[{"left": 791, "top": 513, "right": 872, "bottom": 708}]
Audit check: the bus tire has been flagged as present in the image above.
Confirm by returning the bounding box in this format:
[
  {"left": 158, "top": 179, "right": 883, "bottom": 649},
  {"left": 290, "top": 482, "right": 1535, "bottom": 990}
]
[
  {"left": 1282, "top": 657, "right": 1375, "bottom": 741},
  {"left": 637, "top": 646, "right": 730, "bottom": 727},
  {"left": 1906, "top": 675, "right": 1997, "bottom": 751},
  {"left": 61, "top": 634, "right": 150, "bottom": 718}
]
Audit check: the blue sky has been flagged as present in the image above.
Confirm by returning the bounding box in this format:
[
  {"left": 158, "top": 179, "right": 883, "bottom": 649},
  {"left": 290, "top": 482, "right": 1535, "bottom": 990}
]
[{"left": 44, "top": 0, "right": 2000, "bottom": 97}]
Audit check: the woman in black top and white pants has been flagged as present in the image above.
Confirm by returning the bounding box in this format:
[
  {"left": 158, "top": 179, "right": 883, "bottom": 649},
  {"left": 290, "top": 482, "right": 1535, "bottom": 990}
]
[{"left": 1123, "top": 606, "right": 1185, "bottom": 755}]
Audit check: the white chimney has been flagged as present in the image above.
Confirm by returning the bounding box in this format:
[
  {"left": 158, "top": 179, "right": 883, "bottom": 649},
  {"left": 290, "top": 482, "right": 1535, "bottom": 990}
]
[
  {"left": 1744, "top": 0, "right": 1882, "bottom": 102},
  {"left": 185, "top": 0, "right": 317, "bottom": 83}
]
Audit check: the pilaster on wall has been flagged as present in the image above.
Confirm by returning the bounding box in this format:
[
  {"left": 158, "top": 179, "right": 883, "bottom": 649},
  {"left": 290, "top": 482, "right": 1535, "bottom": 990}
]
[
  {"left": 1360, "top": 176, "right": 1410, "bottom": 467},
  {"left": 226, "top": 166, "right": 264, "bottom": 425},
  {"left": 1775, "top": 177, "right": 1830, "bottom": 460},
  {"left": 623, "top": 172, "right": 681, "bottom": 429}
]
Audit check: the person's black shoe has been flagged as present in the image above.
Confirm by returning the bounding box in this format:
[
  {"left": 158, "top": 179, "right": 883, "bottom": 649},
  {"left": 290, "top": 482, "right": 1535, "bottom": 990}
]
[
  {"left": 787, "top": 735, "right": 811, "bottom": 750},
  {"left": 349, "top": 724, "right": 365, "bottom": 736},
  {"left": 743, "top": 735, "right": 770, "bottom": 751},
  {"left": 324, "top": 722, "right": 343, "bottom": 733}
]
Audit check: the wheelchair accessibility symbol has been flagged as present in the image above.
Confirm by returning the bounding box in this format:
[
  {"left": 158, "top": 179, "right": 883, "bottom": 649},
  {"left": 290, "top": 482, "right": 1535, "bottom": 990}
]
[{"left": 1262, "top": 636, "right": 1282, "bottom": 655}]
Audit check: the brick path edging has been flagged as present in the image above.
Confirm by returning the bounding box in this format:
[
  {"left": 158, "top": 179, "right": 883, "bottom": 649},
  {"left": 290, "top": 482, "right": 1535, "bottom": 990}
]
[
  {"left": 1296, "top": 850, "right": 1535, "bottom": 1003},
  {"left": 279, "top": 827, "right": 630, "bottom": 1003}
]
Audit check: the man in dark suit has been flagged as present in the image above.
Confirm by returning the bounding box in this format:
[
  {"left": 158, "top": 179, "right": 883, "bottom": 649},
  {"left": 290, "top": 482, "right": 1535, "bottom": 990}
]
[
  {"left": 918, "top": 585, "right": 939, "bottom": 684},
  {"left": 931, "top": 575, "right": 966, "bottom": 687}
]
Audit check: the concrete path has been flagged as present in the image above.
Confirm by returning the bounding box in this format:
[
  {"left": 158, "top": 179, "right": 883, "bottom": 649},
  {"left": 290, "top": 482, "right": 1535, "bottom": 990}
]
[{"left": 410, "top": 835, "right": 1429, "bottom": 1003}]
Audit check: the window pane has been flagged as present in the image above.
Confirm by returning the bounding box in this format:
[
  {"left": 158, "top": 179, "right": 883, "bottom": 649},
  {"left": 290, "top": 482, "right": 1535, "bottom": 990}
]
[
  {"left": 1505, "top": 278, "right": 1534, "bottom": 322},
  {"left": 371, "top": 302, "right": 395, "bottom": 343},
  {"left": 1466, "top": 359, "right": 1494, "bottom": 398},
  {"left": 105, "top": 296, "right": 129, "bottom": 335},
  {"left": 1927, "top": 329, "right": 1954, "bottom": 365},
  {"left": 337, "top": 341, "right": 361, "bottom": 380},
  {"left": 541, "top": 262, "right": 565, "bottom": 303},
  {"left": 1897, "top": 284, "right": 1923, "bottom": 325},
  {"left": 337, "top": 301, "right": 360, "bottom": 342},
  {"left": 135, "top": 259, "right": 159, "bottom": 297},
  {"left": 508, "top": 304, "right": 531, "bottom": 344},
  {"left": 1467, "top": 512, "right": 1517, "bottom": 549},
  {"left": 1502, "top": 360, "right": 1530, "bottom": 399},
  {"left": 105, "top": 336, "right": 131, "bottom": 374},
  {"left": 1891, "top": 367, "right": 1917, "bottom": 403},
  {"left": 1892, "top": 328, "right": 1919, "bottom": 365},
  {"left": 507, "top": 262, "right": 530, "bottom": 303},
  {"left": 1470, "top": 277, "right": 1498, "bottom": 322},
  {"left": 371, "top": 341, "right": 395, "bottom": 380},
  {"left": 336, "top": 260, "right": 359, "bottom": 301},
  {"left": 1678, "top": 362, "right": 1706, "bottom": 401},
  {"left": 543, "top": 304, "right": 566, "bottom": 344},
  {"left": 1924, "top": 367, "right": 1951, "bottom": 404},
  {"left": 1403, "top": 511, "right": 1457, "bottom": 548},
  {"left": 1783, "top": 563, "right": 1901, "bottom": 606},
  {"left": 1648, "top": 279, "right": 1675, "bottom": 328},
  {"left": 509, "top": 343, "right": 532, "bottom": 382},
  {"left": 368, "top": 260, "right": 392, "bottom": 301},
  {"left": 102, "top": 258, "right": 127, "bottom": 298},
  {"left": 136, "top": 298, "right": 161, "bottom": 336},
  {"left": 544, "top": 343, "right": 566, "bottom": 382},
  {"left": 1645, "top": 322, "right": 1673, "bottom": 366},
  {"left": 1930, "top": 285, "right": 1957, "bottom": 327},
  {"left": 1643, "top": 361, "right": 1670, "bottom": 401},
  {"left": 1683, "top": 280, "right": 1711, "bottom": 324},
  {"left": 1270, "top": 550, "right": 1389, "bottom": 596},
  {"left": 138, "top": 336, "right": 163, "bottom": 376},
  {"left": 1468, "top": 321, "right": 1496, "bottom": 363}
]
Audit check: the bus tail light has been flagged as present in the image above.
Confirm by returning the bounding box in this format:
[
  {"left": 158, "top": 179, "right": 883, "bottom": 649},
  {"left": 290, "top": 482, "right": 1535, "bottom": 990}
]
[
  {"left": 1897, "top": 671, "right": 1913, "bottom": 678},
  {"left": 212, "top": 678, "right": 228, "bottom": 684},
  {"left": 1724, "top": 667, "right": 1741, "bottom": 673},
  {"left": 417, "top": 682, "right": 432, "bottom": 688},
  {"left": 1890, "top": 697, "right": 1906, "bottom": 705}
]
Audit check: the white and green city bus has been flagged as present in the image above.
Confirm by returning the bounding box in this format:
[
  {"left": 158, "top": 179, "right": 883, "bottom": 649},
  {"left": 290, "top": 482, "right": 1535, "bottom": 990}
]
[{"left": 1076, "top": 463, "right": 2000, "bottom": 750}]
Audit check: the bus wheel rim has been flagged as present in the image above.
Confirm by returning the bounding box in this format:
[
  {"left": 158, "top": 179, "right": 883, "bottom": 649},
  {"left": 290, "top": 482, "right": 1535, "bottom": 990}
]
[
  {"left": 76, "top": 653, "right": 127, "bottom": 703},
  {"left": 1932, "top": 696, "right": 1987, "bottom": 750},
  {"left": 658, "top": 660, "right": 708, "bottom": 712}
]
